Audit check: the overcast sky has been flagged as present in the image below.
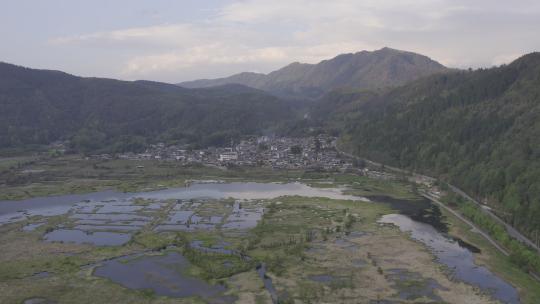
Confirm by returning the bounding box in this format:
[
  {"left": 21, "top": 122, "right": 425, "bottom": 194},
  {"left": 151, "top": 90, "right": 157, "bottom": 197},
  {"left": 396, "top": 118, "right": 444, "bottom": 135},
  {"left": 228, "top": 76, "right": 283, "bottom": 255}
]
[{"left": 1, "top": 0, "right": 539, "bottom": 82}]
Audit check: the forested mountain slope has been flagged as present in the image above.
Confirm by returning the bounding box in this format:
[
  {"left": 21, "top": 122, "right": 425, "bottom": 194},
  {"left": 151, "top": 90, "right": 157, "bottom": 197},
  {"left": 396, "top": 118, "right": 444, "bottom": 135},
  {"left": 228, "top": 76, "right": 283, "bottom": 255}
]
[
  {"left": 317, "top": 52, "right": 540, "bottom": 237},
  {"left": 0, "top": 62, "right": 295, "bottom": 153}
]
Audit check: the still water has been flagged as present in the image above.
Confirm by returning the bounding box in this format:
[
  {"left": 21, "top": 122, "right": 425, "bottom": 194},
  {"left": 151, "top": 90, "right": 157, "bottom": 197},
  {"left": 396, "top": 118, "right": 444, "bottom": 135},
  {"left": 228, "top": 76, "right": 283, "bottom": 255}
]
[
  {"left": 93, "top": 252, "right": 234, "bottom": 303},
  {"left": 380, "top": 213, "right": 520, "bottom": 304},
  {"left": 0, "top": 182, "right": 362, "bottom": 225}
]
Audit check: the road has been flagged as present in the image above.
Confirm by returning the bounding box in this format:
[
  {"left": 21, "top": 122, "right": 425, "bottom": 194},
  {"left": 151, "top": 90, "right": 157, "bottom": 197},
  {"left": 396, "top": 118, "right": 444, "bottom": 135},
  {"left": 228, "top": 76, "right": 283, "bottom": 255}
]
[
  {"left": 421, "top": 192, "right": 509, "bottom": 256},
  {"left": 338, "top": 146, "right": 540, "bottom": 281},
  {"left": 447, "top": 184, "right": 540, "bottom": 253},
  {"left": 337, "top": 146, "right": 540, "bottom": 253}
]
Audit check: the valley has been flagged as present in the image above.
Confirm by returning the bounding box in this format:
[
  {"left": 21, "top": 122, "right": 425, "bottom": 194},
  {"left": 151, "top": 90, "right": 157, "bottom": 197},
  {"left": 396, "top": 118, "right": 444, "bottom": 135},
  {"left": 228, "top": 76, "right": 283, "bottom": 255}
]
[{"left": 2, "top": 2, "right": 540, "bottom": 303}]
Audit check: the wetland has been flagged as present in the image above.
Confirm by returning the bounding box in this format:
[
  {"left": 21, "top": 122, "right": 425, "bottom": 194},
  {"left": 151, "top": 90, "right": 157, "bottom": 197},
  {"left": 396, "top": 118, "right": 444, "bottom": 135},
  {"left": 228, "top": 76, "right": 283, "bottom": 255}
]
[{"left": 0, "top": 159, "right": 538, "bottom": 303}]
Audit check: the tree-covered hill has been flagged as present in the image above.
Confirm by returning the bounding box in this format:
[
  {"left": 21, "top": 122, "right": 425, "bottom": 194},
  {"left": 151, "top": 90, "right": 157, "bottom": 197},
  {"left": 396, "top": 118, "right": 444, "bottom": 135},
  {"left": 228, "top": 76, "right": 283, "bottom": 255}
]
[
  {"left": 315, "top": 52, "right": 540, "bottom": 238},
  {"left": 0, "top": 62, "right": 296, "bottom": 153}
]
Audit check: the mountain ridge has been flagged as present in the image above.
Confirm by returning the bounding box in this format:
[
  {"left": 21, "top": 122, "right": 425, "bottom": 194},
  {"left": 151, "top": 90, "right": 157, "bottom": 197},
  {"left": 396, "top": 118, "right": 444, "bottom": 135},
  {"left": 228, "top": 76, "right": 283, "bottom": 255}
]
[
  {"left": 0, "top": 62, "right": 296, "bottom": 153},
  {"left": 179, "top": 47, "right": 449, "bottom": 99},
  {"left": 311, "top": 51, "right": 540, "bottom": 243}
]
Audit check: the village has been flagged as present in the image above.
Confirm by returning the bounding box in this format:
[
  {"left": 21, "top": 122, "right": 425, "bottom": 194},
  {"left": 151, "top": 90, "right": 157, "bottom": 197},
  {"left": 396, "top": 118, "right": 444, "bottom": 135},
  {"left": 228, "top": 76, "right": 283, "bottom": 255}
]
[{"left": 112, "top": 135, "right": 355, "bottom": 171}]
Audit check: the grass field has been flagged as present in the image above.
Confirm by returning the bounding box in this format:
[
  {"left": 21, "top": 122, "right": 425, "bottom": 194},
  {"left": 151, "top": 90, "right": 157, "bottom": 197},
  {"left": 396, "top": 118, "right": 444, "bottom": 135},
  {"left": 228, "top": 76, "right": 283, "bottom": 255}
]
[{"left": 0, "top": 156, "right": 418, "bottom": 201}]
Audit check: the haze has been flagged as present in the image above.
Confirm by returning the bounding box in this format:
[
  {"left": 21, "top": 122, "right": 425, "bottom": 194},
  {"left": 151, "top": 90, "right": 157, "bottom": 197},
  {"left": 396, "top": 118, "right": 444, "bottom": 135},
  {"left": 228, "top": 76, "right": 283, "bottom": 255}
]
[{"left": 1, "top": 0, "right": 540, "bottom": 82}]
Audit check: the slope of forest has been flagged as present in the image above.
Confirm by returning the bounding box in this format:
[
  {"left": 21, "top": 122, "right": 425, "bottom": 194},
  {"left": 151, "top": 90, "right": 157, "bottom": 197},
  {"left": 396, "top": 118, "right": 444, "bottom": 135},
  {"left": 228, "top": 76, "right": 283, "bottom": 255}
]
[
  {"left": 0, "top": 62, "right": 296, "bottom": 154},
  {"left": 315, "top": 52, "right": 540, "bottom": 238},
  {"left": 4, "top": 51, "right": 540, "bottom": 241}
]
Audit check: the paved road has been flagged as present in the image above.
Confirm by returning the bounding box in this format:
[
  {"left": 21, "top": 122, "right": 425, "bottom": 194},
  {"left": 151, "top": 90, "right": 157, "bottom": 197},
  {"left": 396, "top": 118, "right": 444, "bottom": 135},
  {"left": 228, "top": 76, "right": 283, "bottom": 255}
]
[{"left": 338, "top": 146, "right": 540, "bottom": 253}]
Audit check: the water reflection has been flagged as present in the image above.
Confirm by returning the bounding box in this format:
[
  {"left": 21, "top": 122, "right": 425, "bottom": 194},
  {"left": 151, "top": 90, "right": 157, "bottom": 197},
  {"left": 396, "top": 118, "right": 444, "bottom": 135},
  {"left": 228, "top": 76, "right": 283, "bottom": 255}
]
[
  {"left": 0, "top": 182, "right": 365, "bottom": 226},
  {"left": 257, "top": 263, "right": 278, "bottom": 304},
  {"left": 380, "top": 214, "right": 520, "bottom": 304},
  {"left": 93, "top": 252, "right": 234, "bottom": 303},
  {"left": 22, "top": 222, "right": 45, "bottom": 231},
  {"left": 44, "top": 229, "right": 131, "bottom": 246}
]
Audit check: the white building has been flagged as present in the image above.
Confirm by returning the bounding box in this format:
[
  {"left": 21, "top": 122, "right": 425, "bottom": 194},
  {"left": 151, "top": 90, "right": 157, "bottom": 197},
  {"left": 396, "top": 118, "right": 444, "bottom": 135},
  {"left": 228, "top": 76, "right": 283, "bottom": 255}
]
[{"left": 219, "top": 152, "right": 238, "bottom": 162}]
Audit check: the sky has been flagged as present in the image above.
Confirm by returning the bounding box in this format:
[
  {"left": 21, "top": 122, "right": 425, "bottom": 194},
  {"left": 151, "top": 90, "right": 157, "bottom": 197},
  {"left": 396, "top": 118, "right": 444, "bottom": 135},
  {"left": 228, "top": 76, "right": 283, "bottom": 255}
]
[{"left": 1, "top": 0, "right": 540, "bottom": 83}]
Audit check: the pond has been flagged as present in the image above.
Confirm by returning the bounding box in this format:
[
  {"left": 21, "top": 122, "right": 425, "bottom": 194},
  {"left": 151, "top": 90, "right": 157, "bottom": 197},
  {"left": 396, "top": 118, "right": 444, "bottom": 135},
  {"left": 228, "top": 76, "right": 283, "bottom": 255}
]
[
  {"left": 0, "top": 182, "right": 364, "bottom": 226},
  {"left": 44, "top": 229, "right": 132, "bottom": 246},
  {"left": 93, "top": 251, "right": 234, "bottom": 303}
]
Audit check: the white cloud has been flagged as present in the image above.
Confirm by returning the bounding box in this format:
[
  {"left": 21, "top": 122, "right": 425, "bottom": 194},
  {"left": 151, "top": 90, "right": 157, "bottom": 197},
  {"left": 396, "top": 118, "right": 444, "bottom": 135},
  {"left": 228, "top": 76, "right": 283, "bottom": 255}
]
[
  {"left": 51, "top": 24, "right": 199, "bottom": 48},
  {"left": 49, "top": 0, "right": 540, "bottom": 81},
  {"left": 122, "top": 45, "right": 288, "bottom": 74},
  {"left": 121, "top": 42, "right": 376, "bottom": 78}
]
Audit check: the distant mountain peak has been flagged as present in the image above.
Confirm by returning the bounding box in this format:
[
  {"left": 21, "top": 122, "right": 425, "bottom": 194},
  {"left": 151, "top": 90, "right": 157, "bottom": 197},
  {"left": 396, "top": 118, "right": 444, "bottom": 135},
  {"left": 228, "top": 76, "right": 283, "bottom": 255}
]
[{"left": 179, "top": 48, "right": 448, "bottom": 99}]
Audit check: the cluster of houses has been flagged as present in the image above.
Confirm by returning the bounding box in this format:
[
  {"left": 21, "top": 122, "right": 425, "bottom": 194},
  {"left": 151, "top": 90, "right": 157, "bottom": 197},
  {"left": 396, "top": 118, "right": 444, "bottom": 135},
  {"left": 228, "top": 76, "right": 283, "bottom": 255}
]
[{"left": 113, "top": 135, "right": 354, "bottom": 171}]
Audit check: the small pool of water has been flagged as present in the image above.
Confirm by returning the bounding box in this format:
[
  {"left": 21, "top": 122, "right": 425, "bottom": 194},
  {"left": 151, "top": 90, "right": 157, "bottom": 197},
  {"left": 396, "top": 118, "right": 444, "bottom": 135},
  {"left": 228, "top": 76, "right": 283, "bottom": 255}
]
[
  {"left": 93, "top": 252, "right": 234, "bottom": 302},
  {"left": 368, "top": 195, "right": 448, "bottom": 233},
  {"left": 166, "top": 210, "right": 194, "bottom": 224},
  {"left": 74, "top": 225, "right": 140, "bottom": 232},
  {"left": 308, "top": 274, "right": 336, "bottom": 283},
  {"left": 222, "top": 201, "right": 263, "bottom": 230},
  {"left": 385, "top": 268, "right": 445, "bottom": 302},
  {"left": 22, "top": 222, "right": 45, "bottom": 231},
  {"left": 44, "top": 229, "right": 131, "bottom": 246},
  {"left": 190, "top": 240, "right": 235, "bottom": 255},
  {"left": 257, "top": 263, "right": 278, "bottom": 304},
  {"left": 31, "top": 271, "right": 51, "bottom": 279},
  {"left": 334, "top": 238, "right": 359, "bottom": 252},
  {"left": 71, "top": 213, "right": 151, "bottom": 222},
  {"left": 23, "top": 298, "right": 56, "bottom": 304},
  {"left": 351, "top": 258, "right": 367, "bottom": 267},
  {"left": 94, "top": 204, "right": 143, "bottom": 214}
]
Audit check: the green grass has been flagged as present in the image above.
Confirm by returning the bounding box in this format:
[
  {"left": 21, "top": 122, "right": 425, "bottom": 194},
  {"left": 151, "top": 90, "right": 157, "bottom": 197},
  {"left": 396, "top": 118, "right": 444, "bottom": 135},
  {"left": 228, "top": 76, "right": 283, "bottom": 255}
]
[
  {"left": 0, "top": 156, "right": 308, "bottom": 200},
  {"left": 245, "top": 196, "right": 389, "bottom": 266},
  {"left": 0, "top": 155, "right": 418, "bottom": 202},
  {"left": 0, "top": 156, "right": 38, "bottom": 171},
  {"left": 130, "top": 231, "right": 177, "bottom": 250},
  {"left": 332, "top": 174, "right": 419, "bottom": 200}
]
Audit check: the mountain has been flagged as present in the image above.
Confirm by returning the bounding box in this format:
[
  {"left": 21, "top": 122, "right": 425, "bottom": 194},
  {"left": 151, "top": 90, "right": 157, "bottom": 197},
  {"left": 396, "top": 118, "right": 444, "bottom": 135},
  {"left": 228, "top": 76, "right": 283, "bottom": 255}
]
[
  {"left": 179, "top": 47, "right": 448, "bottom": 99},
  {"left": 0, "top": 62, "right": 296, "bottom": 154},
  {"left": 314, "top": 52, "right": 540, "bottom": 240},
  {"left": 4, "top": 49, "right": 540, "bottom": 245}
]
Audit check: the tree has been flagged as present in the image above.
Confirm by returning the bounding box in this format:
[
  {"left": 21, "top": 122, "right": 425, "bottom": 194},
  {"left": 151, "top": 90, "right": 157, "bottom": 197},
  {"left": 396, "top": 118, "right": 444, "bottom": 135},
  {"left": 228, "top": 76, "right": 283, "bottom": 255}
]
[
  {"left": 290, "top": 145, "right": 303, "bottom": 155},
  {"left": 314, "top": 138, "right": 321, "bottom": 153}
]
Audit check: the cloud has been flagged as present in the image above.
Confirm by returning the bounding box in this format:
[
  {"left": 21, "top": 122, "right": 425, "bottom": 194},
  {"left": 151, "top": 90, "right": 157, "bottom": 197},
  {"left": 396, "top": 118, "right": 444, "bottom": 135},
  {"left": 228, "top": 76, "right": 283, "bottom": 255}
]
[
  {"left": 50, "top": 24, "right": 198, "bottom": 48},
  {"left": 49, "top": 0, "right": 540, "bottom": 81},
  {"left": 122, "top": 46, "right": 288, "bottom": 74},
  {"left": 121, "top": 42, "right": 376, "bottom": 78}
]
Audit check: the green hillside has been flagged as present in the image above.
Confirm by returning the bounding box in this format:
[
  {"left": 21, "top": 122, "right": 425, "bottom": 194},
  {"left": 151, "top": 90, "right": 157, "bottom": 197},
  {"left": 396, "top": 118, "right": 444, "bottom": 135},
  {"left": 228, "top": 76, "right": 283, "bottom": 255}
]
[
  {"left": 0, "top": 63, "right": 295, "bottom": 154},
  {"left": 316, "top": 52, "right": 540, "bottom": 238}
]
